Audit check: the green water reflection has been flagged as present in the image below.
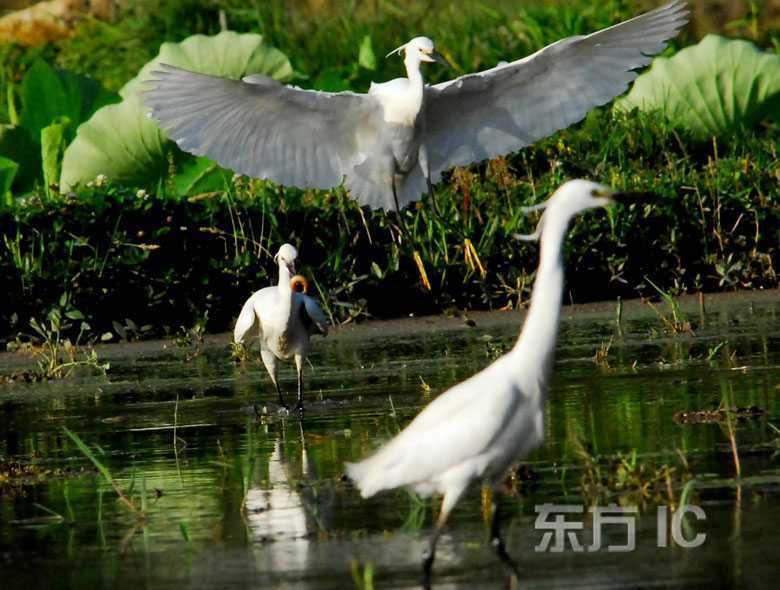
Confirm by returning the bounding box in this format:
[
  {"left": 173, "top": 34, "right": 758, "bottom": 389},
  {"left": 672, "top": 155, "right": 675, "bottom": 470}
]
[{"left": 1, "top": 293, "right": 779, "bottom": 588}]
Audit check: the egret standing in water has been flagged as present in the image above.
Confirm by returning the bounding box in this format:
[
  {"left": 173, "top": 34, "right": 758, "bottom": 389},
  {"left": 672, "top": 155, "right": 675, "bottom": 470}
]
[
  {"left": 234, "top": 244, "right": 329, "bottom": 416},
  {"left": 144, "top": 2, "right": 687, "bottom": 211},
  {"left": 346, "top": 180, "right": 637, "bottom": 587}
]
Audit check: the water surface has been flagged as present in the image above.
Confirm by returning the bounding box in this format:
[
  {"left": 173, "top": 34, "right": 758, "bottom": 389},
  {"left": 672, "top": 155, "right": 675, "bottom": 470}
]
[{"left": 1, "top": 292, "right": 779, "bottom": 588}]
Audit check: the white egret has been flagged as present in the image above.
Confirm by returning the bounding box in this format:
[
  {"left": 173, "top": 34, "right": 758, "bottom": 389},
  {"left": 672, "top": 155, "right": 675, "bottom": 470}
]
[
  {"left": 233, "top": 243, "right": 329, "bottom": 415},
  {"left": 143, "top": 2, "right": 687, "bottom": 211},
  {"left": 346, "top": 179, "right": 637, "bottom": 586}
]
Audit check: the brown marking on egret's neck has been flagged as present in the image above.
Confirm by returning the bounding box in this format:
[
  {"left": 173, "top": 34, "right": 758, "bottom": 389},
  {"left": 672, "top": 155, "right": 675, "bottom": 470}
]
[{"left": 291, "top": 275, "right": 309, "bottom": 294}]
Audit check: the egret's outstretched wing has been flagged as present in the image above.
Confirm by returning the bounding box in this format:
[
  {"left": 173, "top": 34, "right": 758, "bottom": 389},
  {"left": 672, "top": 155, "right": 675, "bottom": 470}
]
[
  {"left": 144, "top": 65, "right": 384, "bottom": 191},
  {"left": 422, "top": 0, "right": 689, "bottom": 179},
  {"left": 234, "top": 293, "right": 260, "bottom": 344},
  {"left": 297, "top": 293, "right": 329, "bottom": 336}
]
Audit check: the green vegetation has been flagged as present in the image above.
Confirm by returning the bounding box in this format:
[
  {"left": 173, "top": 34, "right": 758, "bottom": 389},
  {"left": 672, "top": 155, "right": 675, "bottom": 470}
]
[
  {"left": 62, "top": 427, "right": 141, "bottom": 514},
  {"left": 2, "top": 293, "right": 109, "bottom": 381},
  {"left": 618, "top": 34, "right": 780, "bottom": 138},
  {"left": 0, "top": 0, "right": 778, "bottom": 347}
]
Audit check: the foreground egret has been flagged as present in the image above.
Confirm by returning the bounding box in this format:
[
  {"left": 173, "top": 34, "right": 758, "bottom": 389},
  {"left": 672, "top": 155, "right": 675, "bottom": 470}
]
[
  {"left": 234, "top": 243, "right": 329, "bottom": 415},
  {"left": 143, "top": 2, "right": 687, "bottom": 211},
  {"left": 346, "top": 179, "right": 634, "bottom": 586}
]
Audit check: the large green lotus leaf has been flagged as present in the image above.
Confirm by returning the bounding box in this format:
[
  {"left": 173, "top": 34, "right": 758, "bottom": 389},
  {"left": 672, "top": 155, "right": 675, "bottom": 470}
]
[
  {"left": 173, "top": 156, "right": 231, "bottom": 196},
  {"left": 62, "top": 31, "right": 292, "bottom": 191},
  {"left": 616, "top": 35, "right": 780, "bottom": 138},
  {"left": 60, "top": 95, "right": 169, "bottom": 190},
  {"left": 20, "top": 59, "right": 118, "bottom": 145},
  {"left": 120, "top": 30, "right": 293, "bottom": 98}
]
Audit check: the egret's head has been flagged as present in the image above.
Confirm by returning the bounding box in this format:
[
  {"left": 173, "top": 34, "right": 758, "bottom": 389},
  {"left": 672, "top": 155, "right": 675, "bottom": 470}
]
[
  {"left": 274, "top": 243, "right": 298, "bottom": 275},
  {"left": 555, "top": 179, "right": 616, "bottom": 212},
  {"left": 387, "top": 37, "right": 451, "bottom": 67},
  {"left": 516, "top": 179, "right": 646, "bottom": 241}
]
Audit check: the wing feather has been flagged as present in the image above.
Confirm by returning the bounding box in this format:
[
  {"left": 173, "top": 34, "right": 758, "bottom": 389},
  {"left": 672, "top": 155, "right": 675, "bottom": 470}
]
[
  {"left": 422, "top": 1, "right": 689, "bottom": 178},
  {"left": 144, "top": 66, "right": 384, "bottom": 191},
  {"left": 234, "top": 293, "right": 260, "bottom": 344}
]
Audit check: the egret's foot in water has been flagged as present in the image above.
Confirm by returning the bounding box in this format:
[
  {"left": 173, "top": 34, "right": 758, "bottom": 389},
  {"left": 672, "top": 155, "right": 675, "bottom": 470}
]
[
  {"left": 421, "top": 547, "right": 435, "bottom": 590},
  {"left": 490, "top": 497, "right": 521, "bottom": 579},
  {"left": 293, "top": 400, "right": 305, "bottom": 419},
  {"left": 491, "top": 536, "right": 520, "bottom": 578}
]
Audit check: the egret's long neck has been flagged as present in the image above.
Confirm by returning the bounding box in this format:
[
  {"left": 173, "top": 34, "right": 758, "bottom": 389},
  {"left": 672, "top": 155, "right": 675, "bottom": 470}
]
[
  {"left": 276, "top": 262, "right": 296, "bottom": 321},
  {"left": 277, "top": 262, "right": 293, "bottom": 290},
  {"left": 511, "top": 210, "right": 571, "bottom": 390},
  {"left": 403, "top": 52, "right": 425, "bottom": 104}
]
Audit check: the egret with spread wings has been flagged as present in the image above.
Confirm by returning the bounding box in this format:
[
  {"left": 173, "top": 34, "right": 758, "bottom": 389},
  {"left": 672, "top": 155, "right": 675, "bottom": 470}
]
[
  {"left": 144, "top": 2, "right": 688, "bottom": 211},
  {"left": 234, "top": 243, "right": 328, "bottom": 416}
]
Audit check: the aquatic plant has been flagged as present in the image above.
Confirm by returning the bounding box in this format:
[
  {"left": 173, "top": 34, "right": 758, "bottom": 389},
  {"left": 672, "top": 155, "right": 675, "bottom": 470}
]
[
  {"left": 349, "top": 559, "right": 375, "bottom": 590},
  {"left": 643, "top": 278, "right": 694, "bottom": 336},
  {"left": 62, "top": 427, "right": 141, "bottom": 514},
  {"left": 0, "top": 59, "right": 117, "bottom": 194},
  {"left": 0, "top": 155, "right": 16, "bottom": 204},
  {"left": 616, "top": 35, "right": 780, "bottom": 138},
  {"left": 569, "top": 433, "right": 688, "bottom": 506},
  {"left": 25, "top": 298, "right": 109, "bottom": 380},
  {"left": 173, "top": 311, "right": 208, "bottom": 361}
]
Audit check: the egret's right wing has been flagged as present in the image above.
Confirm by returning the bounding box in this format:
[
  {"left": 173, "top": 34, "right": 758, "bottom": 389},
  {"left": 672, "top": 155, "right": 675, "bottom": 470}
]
[
  {"left": 422, "top": 1, "right": 689, "bottom": 179},
  {"left": 233, "top": 294, "right": 260, "bottom": 344},
  {"left": 144, "top": 65, "right": 383, "bottom": 191}
]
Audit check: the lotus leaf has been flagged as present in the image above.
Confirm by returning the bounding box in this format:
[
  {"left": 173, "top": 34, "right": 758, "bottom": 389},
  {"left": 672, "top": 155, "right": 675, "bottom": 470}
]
[
  {"left": 0, "top": 156, "right": 18, "bottom": 203},
  {"left": 20, "top": 59, "right": 117, "bottom": 145},
  {"left": 0, "top": 124, "right": 41, "bottom": 192},
  {"left": 62, "top": 31, "right": 292, "bottom": 192},
  {"left": 61, "top": 95, "right": 170, "bottom": 190},
  {"left": 173, "top": 156, "right": 230, "bottom": 196},
  {"left": 616, "top": 35, "right": 780, "bottom": 138}
]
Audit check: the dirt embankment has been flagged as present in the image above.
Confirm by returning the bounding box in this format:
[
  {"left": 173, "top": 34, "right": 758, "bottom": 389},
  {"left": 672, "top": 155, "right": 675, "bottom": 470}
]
[{"left": 0, "top": 0, "right": 118, "bottom": 46}]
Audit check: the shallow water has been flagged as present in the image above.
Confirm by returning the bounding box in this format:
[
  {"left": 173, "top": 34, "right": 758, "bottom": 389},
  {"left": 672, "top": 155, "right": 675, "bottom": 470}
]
[{"left": 1, "top": 292, "right": 779, "bottom": 589}]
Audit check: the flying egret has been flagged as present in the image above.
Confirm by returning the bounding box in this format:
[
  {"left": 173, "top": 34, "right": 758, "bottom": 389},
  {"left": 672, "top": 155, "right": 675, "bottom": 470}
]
[
  {"left": 234, "top": 243, "right": 329, "bottom": 416},
  {"left": 346, "top": 179, "right": 637, "bottom": 587},
  {"left": 143, "top": 2, "right": 687, "bottom": 212}
]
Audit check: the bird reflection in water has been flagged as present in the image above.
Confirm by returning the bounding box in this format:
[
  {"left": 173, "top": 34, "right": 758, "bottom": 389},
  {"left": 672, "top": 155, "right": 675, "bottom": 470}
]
[{"left": 244, "top": 423, "right": 333, "bottom": 574}]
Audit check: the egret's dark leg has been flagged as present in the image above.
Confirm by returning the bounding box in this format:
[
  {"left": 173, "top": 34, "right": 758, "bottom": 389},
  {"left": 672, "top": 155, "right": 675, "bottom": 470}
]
[
  {"left": 490, "top": 493, "right": 520, "bottom": 578},
  {"left": 260, "top": 349, "right": 287, "bottom": 413},
  {"left": 390, "top": 175, "right": 412, "bottom": 243},
  {"left": 421, "top": 485, "right": 468, "bottom": 589},
  {"left": 418, "top": 144, "right": 465, "bottom": 239},
  {"left": 422, "top": 516, "right": 445, "bottom": 590},
  {"left": 293, "top": 354, "right": 305, "bottom": 419},
  {"left": 275, "top": 380, "right": 286, "bottom": 408}
]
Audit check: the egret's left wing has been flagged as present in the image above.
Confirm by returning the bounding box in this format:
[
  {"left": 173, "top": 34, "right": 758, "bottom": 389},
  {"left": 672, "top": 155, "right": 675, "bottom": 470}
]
[
  {"left": 422, "top": 1, "right": 689, "bottom": 180},
  {"left": 297, "top": 293, "right": 329, "bottom": 336}
]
